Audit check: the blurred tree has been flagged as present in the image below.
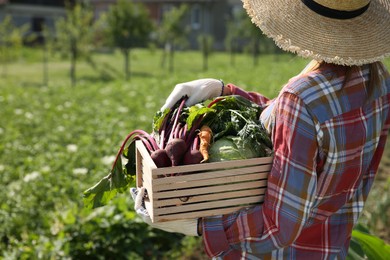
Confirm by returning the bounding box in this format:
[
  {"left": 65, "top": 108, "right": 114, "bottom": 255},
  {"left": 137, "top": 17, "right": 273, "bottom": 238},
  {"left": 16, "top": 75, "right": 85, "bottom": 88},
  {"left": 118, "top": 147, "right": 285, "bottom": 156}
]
[
  {"left": 104, "top": 0, "right": 153, "bottom": 80},
  {"left": 225, "top": 9, "right": 275, "bottom": 67},
  {"left": 54, "top": 2, "right": 95, "bottom": 87},
  {"left": 198, "top": 33, "right": 214, "bottom": 71},
  {"left": 158, "top": 4, "right": 189, "bottom": 73},
  {"left": 39, "top": 25, "right": 54, "bottom": 86},
  {"left": 224, "top": 11, "right": 243, "bottom": 67},
  {"left": 0, "top": 15, "right": 29, "bottom": 77},
  {"left": 241, "top": 11, "right": 263, "bottom": 67}
]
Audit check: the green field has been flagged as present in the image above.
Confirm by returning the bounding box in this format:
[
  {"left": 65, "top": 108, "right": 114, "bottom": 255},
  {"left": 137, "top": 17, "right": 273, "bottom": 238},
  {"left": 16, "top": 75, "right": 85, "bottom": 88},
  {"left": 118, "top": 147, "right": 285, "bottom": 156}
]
[{"left": 1, "top": 48, "right": 389, "bottom": 259}]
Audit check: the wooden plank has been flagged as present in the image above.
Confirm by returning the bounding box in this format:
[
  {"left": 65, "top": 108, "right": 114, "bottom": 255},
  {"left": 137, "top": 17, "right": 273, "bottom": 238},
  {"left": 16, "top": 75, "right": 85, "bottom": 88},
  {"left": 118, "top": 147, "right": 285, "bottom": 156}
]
[
  {"left": 143, "top": 176, "right": 153, "bottom": 201},
  {"left": 141, "top": 164, "right": 152, "bottom": 184},
  {"left": 136, "top": 146, "right": 143, "bottom": 188},
  {"left": 136, "top": 141, "right": 157, "bottom": 170},
  {"left": 154, "top": 172, "right": 268, "bottom": 191},
  {"left": 152, "top": 156, "right": 273, "bottom": 176},
  {"left": 157, "top": 195, "right": 264, "bottom": 214},
  {"left": 141, "top": 165, "right": 154, "bottom": 192},
  {"left": 153, "top": 202, "right": 264, "bottom": 222},
  {"left": 153, "top": 166, "right": 270, "bottom": 186},
  {"left": 156, "top": 196, "right": 263, "bottom": 215},
  {"left": 153, "top": 179, "right": 268, "bottom": 199},
  {"left": 155, "top": 188, "right": 267, "bottom": 207},
  {"left": 144, "top": 200, "right": 155, "bottom": 222}
]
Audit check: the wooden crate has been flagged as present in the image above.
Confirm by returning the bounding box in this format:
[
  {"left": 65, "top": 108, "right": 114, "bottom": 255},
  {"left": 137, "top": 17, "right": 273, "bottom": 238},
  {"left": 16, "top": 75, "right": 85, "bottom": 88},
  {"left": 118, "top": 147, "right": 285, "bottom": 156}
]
[{"left": 135, "top": 140, "right": 272, "bottom": 223}]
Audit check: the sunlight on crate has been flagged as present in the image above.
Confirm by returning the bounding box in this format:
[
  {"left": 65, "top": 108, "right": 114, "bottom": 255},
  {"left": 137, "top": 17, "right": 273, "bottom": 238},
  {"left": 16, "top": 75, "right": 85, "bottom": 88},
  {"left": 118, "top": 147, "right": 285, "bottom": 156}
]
[{"left": 135, "top": 140, "right": 273, "bottom": 222}]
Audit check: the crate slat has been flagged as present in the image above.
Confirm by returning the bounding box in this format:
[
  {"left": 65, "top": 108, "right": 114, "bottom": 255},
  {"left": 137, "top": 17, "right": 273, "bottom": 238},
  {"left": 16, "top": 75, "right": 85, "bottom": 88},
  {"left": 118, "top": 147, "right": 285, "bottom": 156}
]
[
  {"left": 152, "top": 157, "right": 273, "bottom": 176},
  {"left": 152, "top": 179, "right": 268, "bottom": 199},
  {"left": 153, "top": 172, "right": 268, "bottom": 191},
  {"left": 136, "top": 140, "right": 157, "bottom": 170},
  {"left": 153, "top": 204, "right": 264, "bottom": 222},
  {"left": 152, "top": 166, "right": 270, "bottom": 185},
  {"left": 156, "top": 195, "right": 264, "bottom": 215},
  {"left": 136, "top": 146, "right": 143, "bottom": 187},
  {"left": 155, "top": 188, "right": 267, "bottom": 207}
]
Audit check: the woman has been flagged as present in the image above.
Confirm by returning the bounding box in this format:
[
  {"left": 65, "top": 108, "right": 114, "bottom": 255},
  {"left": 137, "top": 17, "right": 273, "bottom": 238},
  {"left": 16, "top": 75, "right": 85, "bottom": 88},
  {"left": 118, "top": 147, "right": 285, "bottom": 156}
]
[{"left": 132, "top": 0, "right": 390, "bottom": 258}]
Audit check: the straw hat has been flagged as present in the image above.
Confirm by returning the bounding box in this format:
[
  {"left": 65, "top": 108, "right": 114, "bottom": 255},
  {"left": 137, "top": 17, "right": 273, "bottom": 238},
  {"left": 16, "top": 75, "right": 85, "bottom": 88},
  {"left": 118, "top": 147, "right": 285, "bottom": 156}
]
[{"left": 242, "top": 0, "right": 390, "bottom": 65}]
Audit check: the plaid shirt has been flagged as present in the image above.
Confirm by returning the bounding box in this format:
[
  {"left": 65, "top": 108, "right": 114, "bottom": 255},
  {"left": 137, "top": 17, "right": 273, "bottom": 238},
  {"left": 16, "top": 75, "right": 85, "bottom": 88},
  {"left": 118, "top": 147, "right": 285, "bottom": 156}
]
[{"left": 202, "top": 62, "right": 390, "bottom": 259}]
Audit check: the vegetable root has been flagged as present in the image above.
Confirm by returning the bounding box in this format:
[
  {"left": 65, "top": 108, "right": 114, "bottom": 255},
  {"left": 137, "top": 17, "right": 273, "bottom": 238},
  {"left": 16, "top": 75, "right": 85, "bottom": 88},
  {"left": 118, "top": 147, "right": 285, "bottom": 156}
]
[
  {"left": 198, "top": 125, "right": 212, "bottom": 163},
  {"left": 150, "top": 149, "right": 171, "bottom": 168},
  {"left": 165, "top": 138, "right": 188, "bottom": 166}
]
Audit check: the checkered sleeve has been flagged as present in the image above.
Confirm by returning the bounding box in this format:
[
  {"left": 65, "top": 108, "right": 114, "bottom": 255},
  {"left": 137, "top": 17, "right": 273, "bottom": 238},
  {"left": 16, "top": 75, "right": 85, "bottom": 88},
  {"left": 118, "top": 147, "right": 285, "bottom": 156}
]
[{"left": 202, "top": 92, "right": 319, "bottom": 258}]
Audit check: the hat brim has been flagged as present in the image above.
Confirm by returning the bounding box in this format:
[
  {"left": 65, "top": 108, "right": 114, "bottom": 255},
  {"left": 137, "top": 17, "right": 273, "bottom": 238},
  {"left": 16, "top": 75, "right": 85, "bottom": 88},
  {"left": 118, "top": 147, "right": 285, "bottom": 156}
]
[{"left": 242, "top": 0, "right": 390, "bottom": 65}]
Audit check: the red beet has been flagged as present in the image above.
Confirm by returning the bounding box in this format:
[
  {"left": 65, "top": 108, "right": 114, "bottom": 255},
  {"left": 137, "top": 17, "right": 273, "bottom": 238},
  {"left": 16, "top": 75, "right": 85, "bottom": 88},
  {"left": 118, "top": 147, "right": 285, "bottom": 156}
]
[
  {"left": 182, "top": 149, "right": 203, "bottom": 165},
  {"left": 150, "top": 149, "right": 171, "bottom": 168},
  {"left": 165, "top": 138, "right": 187, "bottom": 166}
]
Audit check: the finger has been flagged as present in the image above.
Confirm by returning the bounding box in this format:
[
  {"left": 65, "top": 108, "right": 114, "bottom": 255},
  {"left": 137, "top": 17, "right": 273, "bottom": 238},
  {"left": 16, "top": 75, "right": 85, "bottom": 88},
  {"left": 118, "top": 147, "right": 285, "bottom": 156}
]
[
  {"left": 161, "top": 92, "right": 176, "bottom": 111},
  {"left": 161, "top": 84, "right": 191, "bottom": 111},
  {"left": 186, "top": 91, "right": 206, "bottom": 107},
  {"left": 161, "top": 96, "right": 183, "bottom": 111},
  {"left": 160, "top": 103, "right": 169, "bottom": 112},
  {"left": 134, "top": 187, "right": 146, "bottom": 210},
  {"left": 130, "top": 187, "right": 138, "bottom": 201}
]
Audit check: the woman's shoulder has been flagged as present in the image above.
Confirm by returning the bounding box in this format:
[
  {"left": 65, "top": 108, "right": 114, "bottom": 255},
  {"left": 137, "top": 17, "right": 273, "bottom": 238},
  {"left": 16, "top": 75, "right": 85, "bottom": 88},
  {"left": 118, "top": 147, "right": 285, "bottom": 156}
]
[
  {"left": 279, "top": 66, "right": 347, "bottom": 123},
  {"left": 281, "top": 67, "right": 340, "bottom": 102}
]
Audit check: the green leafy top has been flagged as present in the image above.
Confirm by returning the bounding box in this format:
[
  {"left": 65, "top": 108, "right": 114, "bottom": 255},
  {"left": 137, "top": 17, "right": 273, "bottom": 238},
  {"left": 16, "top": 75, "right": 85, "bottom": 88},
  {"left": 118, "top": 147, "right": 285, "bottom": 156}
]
[
  {"left": 202, "top": 96, "right": 272, "bottom": 152},
  {"left": 83, "top": 156, "right": 131, "bottom": 209}
]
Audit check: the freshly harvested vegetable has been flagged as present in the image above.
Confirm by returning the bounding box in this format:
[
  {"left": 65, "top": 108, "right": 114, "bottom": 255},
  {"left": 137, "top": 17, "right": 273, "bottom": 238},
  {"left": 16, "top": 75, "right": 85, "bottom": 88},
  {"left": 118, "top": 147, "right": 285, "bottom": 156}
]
[
  {"left": 83, "top": 95, "right": 273, "bottom": 209},
  {"left": 208, "top": 135, "right": 265, "bottom": 162},
  {"left": 165, "top": 138, "right": 188, "bottom": 166},
  {"left": 150, "top": 149, "right": 171, "bottom": 168},
  {"left": 182, "top": 149, "right": 203, "bottom": 165},
  {"left": 198, "top": 125, "right": 212, "bottom": 163},
  {"left": 182, "top": 136, "right": 203, "bottom": 165}
]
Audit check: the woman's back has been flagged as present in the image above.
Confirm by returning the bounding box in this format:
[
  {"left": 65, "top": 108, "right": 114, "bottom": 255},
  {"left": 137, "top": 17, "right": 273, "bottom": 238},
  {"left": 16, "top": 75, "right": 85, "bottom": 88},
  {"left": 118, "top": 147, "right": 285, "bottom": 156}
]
[{"left": 275, "top": 62, "right": 390, "bottom": 258}]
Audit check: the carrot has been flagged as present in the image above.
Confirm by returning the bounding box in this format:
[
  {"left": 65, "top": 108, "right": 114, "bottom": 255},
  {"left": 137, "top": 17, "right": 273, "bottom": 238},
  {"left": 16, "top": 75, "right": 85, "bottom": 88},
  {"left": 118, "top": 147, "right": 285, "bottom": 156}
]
[{"left": 198, "top": 125, "right": 213, "bottom": 163}]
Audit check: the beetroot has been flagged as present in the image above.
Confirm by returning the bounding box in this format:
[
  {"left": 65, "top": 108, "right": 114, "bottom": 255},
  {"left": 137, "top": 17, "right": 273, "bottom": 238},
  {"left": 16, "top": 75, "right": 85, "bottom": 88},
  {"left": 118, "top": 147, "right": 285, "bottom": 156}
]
[
  {"left": 182, "top": 149, "right": 203, "bottom": 165},
  {"left": 150, "top": 149, "right": 171, "bottom": 168},
  {"left": 165, "top": 138, "right": 187, "bottom": 166}
]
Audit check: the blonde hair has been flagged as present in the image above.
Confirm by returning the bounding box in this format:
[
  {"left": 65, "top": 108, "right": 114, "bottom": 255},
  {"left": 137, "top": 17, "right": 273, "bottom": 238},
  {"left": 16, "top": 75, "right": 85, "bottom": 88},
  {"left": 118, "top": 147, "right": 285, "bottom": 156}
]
[
  {"left": 342, "top": 62, "right": 381, "bottom": 99},
  {"left": 299, "top": 59, "right": 380, "bottom": 100},
  {"left": 298, "top": 59, "right": 323, "bottom": 76}
]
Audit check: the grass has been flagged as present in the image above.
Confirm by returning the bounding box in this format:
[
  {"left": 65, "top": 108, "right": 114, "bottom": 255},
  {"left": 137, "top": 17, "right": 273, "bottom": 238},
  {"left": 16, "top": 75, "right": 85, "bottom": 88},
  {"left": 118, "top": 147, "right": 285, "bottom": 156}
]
[{"left": 0, "top": 47, "right": 389, "bottom": 258}]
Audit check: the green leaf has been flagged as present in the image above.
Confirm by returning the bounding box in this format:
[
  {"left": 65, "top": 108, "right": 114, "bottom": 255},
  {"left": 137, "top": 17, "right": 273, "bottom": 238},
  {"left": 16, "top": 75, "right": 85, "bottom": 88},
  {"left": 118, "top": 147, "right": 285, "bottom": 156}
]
[
  {"left": 347, "top": 237, "right": 366, "bottom": 260},
  {"left": 124, "top": 140, "right": 137, "bottom": 176},
  {"left": 153, "top": 108, "right": 170, "bottom": 132},
  {"left": 350, "top": 229, "right": 390, "bottom": 260},
  {"left": 186, "top": 105, "right": 214, "bottom": 130},
  {"left": 83, "top": 175, "right": 116, "bottom": 209},
  {"left": 83, "top": 157, "right": 130, "bottom": 209}
]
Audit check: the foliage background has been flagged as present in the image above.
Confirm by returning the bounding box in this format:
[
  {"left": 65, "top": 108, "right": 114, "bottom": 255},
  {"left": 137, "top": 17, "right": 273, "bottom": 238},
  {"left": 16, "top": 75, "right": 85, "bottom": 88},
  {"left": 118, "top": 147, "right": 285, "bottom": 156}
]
[{"left": 0, "top": 48, "right": 389, "bottom": 259}]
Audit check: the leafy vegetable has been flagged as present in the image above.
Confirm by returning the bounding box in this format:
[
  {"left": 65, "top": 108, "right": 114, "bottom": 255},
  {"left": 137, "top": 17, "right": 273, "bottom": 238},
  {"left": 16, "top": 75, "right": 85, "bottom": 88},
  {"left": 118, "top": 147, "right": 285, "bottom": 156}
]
[
  {"left": 202, "top": 95, "right": 272, "bottom": 157},
  {"left": 209, "top": 135, "right": 263, "bottom": 162}
]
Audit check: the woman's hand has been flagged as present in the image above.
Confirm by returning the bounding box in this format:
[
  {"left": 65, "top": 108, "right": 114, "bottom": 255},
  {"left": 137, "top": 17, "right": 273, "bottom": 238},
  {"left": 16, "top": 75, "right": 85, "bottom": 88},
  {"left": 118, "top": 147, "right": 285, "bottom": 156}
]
[{"left": 161, "top": 78, "right": 225, "bottom": 111}]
